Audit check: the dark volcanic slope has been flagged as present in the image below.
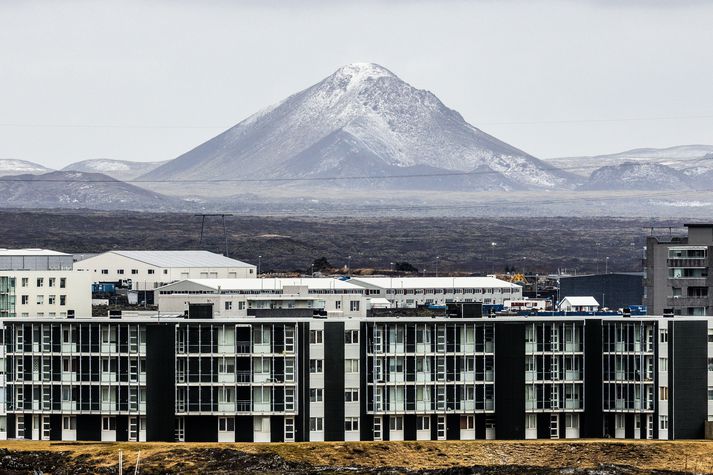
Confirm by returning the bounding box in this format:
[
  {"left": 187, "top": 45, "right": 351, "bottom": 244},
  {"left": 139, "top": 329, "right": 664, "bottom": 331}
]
[{"left": 0, "top": 210, "right": 664, "bottom": 274}]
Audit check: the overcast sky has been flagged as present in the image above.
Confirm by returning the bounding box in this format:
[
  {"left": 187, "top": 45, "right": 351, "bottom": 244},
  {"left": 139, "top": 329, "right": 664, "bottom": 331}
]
[{"left": 1, "top": 0, "right": 712, "bottom": 168}]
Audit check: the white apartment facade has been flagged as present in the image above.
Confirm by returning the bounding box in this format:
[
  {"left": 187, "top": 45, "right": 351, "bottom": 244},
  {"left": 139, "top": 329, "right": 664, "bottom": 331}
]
[{"left": 0, "top": 249, "right": 91, "bottom": 318}]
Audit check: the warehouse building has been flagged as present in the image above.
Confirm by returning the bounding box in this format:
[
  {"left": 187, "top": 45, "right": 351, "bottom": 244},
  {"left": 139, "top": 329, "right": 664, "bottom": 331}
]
[{"left": 559, "top": 273, "right": 643, "bottom": 311}]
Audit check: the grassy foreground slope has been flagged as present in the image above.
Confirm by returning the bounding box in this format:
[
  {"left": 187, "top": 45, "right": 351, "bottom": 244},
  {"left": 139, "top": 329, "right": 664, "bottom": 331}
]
[{"left": 0, "top": 440, "right": 712, "bottom": 474}]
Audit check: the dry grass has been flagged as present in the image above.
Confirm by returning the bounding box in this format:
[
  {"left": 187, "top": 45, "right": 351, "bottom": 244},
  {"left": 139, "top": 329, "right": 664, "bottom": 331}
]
[{"left": 2, "top": 439, "right": 713, "bottom": 472}]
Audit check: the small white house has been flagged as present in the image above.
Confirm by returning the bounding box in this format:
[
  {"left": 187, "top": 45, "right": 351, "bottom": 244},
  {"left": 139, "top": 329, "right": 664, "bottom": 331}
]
[{"left": 558, "top": 296, "right": 600, "bottom": 312}]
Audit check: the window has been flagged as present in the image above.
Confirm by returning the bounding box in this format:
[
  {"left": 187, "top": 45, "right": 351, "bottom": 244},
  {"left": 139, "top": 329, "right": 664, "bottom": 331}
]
[
  {"left": 659, "top": 357, "right": 668, "bottom": 372},
  {"left": 659, "top": 415, "right": 668, "bottom": 430},
  {"left": 218, "top": 417, "right": 235, "bottom": 432},
  {"left": 708, "top": 387, "right": 713, "bottom": 401},
  {"left": 460, "top": 415, "right": 475, "bottom": 430},
  {"left": 117, "top": 269, "right": 124, "bottom": 275},
  {"left": 709, "top": 329, "right": 713, "bottom": 343},
  {"left": 131, "top": 269, "right": 139, "bottom": 275},
  {"left": 335, "top": 301, "right": 342, "bottom": 310},
  {"left": 101, "top": 270, "right": 108, "bottom": 275},
  {"left": 345, "top": 417, "right": 359, "bottom": 432},
  {"left": 48, "top": 278, "right": 55, "bottom": 287},
  {"left": 309, "top": 330, "right": 323, "bottom": 344},
  {"left": 659, "top": 386, "right": 669, "bottom": 401},
  {"left": 62, "top": 416, "right": 76, "bottom": 430},
  {"left": 310, "top": 417, "right": 323, "bottom": 431},
  {"left": 345, "top": 359, "right": 359, "bottom": 373},
  {"left": 238, "top": 301, "right": 245, "bottom": 310},
  {"left": 163, "top": 269, "right": 168, "bottom": 275},
  {"left": 60, "top": 295, "right": 66, "bottom": 306},
  {"left": 253, "top": 326, "right": 271, "bottom": 345},
  {"left": 37, "top": 278, "right": 44, "bottom": 287},
  {"left": 345, "top": 330, "right": 359, "bottom": 344},
  {"left": 48, "top": 295, "right": 56, "bottom": 305},
  {"left": 309, "top": 359, "right": 323, "bottom": 373},
  {"left": 390, "top": 416, "right": 403, "bottom": 431},
  {"left": 709, "top": 358, "right": 713, "bottom": 372},
  {"left": 417, "top": 416, "right": 430, "bottom": 431},
  {"left": 345, "top": 388, "right": 359, "bottom": 402},
  {"left": 225, "top": 301, "right": 233, "bottom": 310},
  {"left": 102, "top": 416, "right": 116, "bottom": 431},
  {"left": 21, "top": 278, "right": 28, "bottom": 287},
  {"left": 147, "top": 269, "right": 155, "bottom": 275},
  {"left": 309, "top": 388, "right": 323, "bottom": 402},
  {"left": 36, "top": 295, "right": 44, "bottom": 305},
  {"left": 21, "top": 295, "right": 28, "bottom": 305},
  {"left": 350, "top": 301, "right": 360, "bottom": 312},
  {"left": 59, "top": 278, "right": 66, "bottom": 288},
  {"left": 660, "top": 329, "right": 668, "bottom": 343}
]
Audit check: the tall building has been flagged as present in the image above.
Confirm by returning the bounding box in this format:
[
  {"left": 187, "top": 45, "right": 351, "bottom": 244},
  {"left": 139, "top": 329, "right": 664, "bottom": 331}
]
[{"left": 645, "top": 224, "right": 713, "bottom": 315}]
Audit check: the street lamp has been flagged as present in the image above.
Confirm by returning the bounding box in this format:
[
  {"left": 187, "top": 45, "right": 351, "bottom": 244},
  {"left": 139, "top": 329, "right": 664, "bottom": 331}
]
[
  {"left": 436, "top": 256, "right": 440, "bottom": 277},
  {"left": 258, "top": 255, "right": 262, "bottom": 275},
  {"left": 605, "top": 256, "right": 609, "bottom": 274},
  {"left": 390, "top": 262, "right": 394, "bottom": 273},
  {"left": 347, "top": 256, "right": 352, "bottom": 277},
  {"left": 490, "top": 242, "right": 496, "bottom": 274}
]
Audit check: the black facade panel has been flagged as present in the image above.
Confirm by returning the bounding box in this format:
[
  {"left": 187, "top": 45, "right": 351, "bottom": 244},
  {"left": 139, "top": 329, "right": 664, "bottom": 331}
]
[
  {"left": 404, "top": 414, "right": 417, "bottom": 441},
  {"left": 494, "top": 322, "right": 525, "bottom": 439},
  {"left": 185, "top": 415, "right": 217, "bottom": 442},
  {"left": 50, "top": 414, "right": 62, "bottom": 441},
  {"left": 77, "top": 415, "right": 101, "bottom": 441},
  {"left": 359, "top": 322, "right": 372, "bottom": 441},
  {"left": 583, "top": 319, "right": 603, "bottom": 437},
  {"left": 296, "top": 322, "right": 310, "bottom": 442},
  {"left": 271, "top": 416, "right": 284, "bottom": 442},
  {"left": 7, "top": 414, "right": 15, "bottom": 440},
  {"left": 116, "top": 415, "right": 128, "bottom": 442},
  {"left": 146, "top": 323, "right": 175, "bottom": 442},
  {"left": 236, "top": 416, "right": 253, "bottom": 442},
  {"left": 446, "top": 414, "right": 460, "bottom": 440},
  {"left": 324, "top": 322, "right": 345, "bottom": 441},
  {"left": 537, "top": 413, "right": 550, "bottom": 439},
  {"left": 23, "top": 414, "right": 31, "bottom": 439},
  {"left": 671, "top": 320, "right": 707, "bottom": 439}
]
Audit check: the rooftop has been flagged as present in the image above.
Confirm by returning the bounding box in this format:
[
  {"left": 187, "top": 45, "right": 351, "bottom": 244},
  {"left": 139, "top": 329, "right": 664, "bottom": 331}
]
[
  {"left": 348, "top": 276, "right": 521, "bottom": 289},
  {"left": 107, "top": 250, "right": 254, "bottom": 268},
  {"left": 158, "top": 277, "right": 364, "bottom": 292},
  {"left": 0, "top": 249, "right": 70, "bottom": 256},
  {"left": 561, "top": 296, "right": 600, "bottom": 306}
]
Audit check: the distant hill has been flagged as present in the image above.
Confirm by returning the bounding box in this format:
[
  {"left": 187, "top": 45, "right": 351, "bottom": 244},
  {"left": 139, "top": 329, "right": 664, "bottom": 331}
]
[
  {"left": 62, "top": 159, "right": 167, "bottom": 181},
  {"left": 579, "top": 162, "right": 693, "bottom": 191},
  {"left": 142, "top": 63, "right": 574, "bottom": 191},
  {"left": 0, "top": 171, "right": 180, "bottom": 210},
  {"left": 0, "top": 159, "right": 54, "bottom": 177}
]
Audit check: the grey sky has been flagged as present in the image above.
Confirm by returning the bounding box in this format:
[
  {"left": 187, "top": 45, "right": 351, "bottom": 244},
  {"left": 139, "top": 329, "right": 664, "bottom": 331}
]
[{"left": 1, "top": 0, "right": 712, "bottom": 168}]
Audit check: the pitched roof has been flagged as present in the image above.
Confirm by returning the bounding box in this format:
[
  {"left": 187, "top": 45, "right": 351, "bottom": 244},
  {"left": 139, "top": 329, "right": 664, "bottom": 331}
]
[
  {"left": 110, "top": 250, "right": 254, "bottom": 268},
  {"left": 561, "top": 296, "right": 600, "bottom": 306},
  {"left": 349, "top": 276, "right": 521, "bottom": 289},
  {"left": 0, "top": 248, "right": 70, "bottom": 256},
  {"left": 158, "top": 278, "right": 363, "bottom": 292}
]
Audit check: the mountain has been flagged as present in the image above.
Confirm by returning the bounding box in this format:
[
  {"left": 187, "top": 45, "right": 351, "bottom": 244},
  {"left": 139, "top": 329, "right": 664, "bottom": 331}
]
[
  {"left": 0, "top": 159, "right": 54, "bottom": 177},
  {"left": 579, "top": 162, "right": 693, "bottom": 191},
  {"left": 62, "top": 159, "right": 167, "bottom": 181},
  {"left": 142, "top": 63, "right": 573, "bottom": 191},
  {"left": 0, "top": 171, "right": 180, "bottom": 210},
  {"left": 545, "top": 145, "right": 713, "bottom": 177}
]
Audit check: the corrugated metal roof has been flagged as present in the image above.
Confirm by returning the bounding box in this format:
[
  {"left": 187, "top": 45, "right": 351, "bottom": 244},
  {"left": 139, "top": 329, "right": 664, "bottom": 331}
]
[
  {"left": 349, "top": 276, "right": 521, "bottom": 289},
  {"left": 0, "top": 249, "right": 70, "bottom": 256},
  {"left": 110, "top": 250, "right": 254, "bottom": 268},
  {"left": 159, "top": 277, "right": 363, "bottom": 291}
]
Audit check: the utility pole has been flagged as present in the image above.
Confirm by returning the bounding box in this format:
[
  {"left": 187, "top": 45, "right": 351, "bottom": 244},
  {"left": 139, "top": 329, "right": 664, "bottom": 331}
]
[{"left": 195, "top": 214, "right": 233, "bottom": 257}]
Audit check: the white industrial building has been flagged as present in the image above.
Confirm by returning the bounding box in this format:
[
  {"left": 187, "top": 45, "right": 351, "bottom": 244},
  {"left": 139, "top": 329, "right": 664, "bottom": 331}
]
[
  {"left": 157, "top": 278, "right": 368, "bottom": 318},
  {"left": 348, "top": 276, "right": 523, "bottom": 308},
  {"left": 0, "top": 249, "right": 92, "bottom": 318},
  {"left": 74, "top": 250, "right": 257, "bottom": 291}
]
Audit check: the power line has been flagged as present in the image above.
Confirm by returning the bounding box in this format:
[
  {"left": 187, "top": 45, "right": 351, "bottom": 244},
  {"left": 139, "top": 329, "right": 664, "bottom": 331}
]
[{"left": 0, "top": 155, "right": 710, "bottom": 184}]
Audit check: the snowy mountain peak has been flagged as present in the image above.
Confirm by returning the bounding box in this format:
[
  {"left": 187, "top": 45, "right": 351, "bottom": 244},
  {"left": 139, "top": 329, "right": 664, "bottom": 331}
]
[{"left": 330, "top": 62, "right": 395, "bottom": 86}]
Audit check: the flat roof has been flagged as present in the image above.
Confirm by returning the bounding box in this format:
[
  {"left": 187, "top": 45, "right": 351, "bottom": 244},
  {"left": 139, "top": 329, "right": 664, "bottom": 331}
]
[
  {"left": 158, "top": 277, "right": 364, "bottom": 292},
  {"left": 108, "top": 250, "right": 254, "bottom": 268},
  {"left": 349, "top": 276, "right": 521, "bottom": 289}
]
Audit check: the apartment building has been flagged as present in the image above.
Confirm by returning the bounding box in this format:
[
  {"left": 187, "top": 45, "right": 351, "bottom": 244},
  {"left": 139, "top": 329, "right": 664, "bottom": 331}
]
[
  {"left": 0, "top": 249, "right": 91, "bottom": 318},
  {"left": 645, "top": 224, "right": 713, "bottom": 315},
  {"left": 348, "top": 277, "right": 522, "bottom": 308},
  {"left": 0, "top": 310, "right": 711, "bottom": 442}
]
